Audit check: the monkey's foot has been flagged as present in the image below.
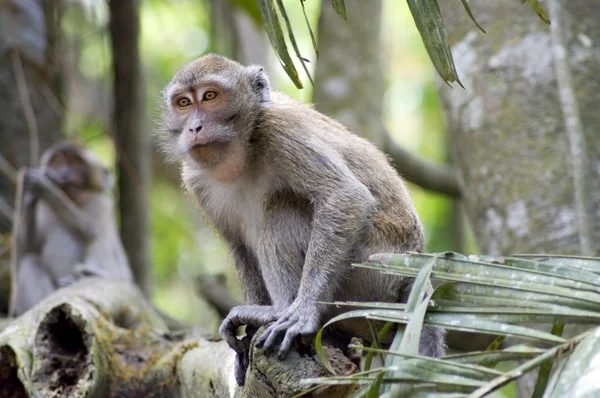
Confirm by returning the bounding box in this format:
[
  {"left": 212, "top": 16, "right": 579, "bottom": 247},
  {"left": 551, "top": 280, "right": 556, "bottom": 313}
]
[
  {"left": 256, "top": 300, "right": 320, "bottom": 359},
  {"left": 219, "top": 305, "right": 278, "bottom": 353}
]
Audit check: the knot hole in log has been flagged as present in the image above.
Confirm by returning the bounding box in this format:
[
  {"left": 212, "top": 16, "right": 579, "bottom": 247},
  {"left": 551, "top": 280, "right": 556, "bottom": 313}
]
[
  {"left": 0, "top": 345, "right": 27, "bottom": 398},
  {"left": 32, "top": 304, "right": 92, "bottom": 396}
]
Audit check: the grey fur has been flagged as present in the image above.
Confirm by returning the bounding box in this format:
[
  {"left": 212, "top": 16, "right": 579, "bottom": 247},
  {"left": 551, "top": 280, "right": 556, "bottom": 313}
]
[{"left": 157, "top": 54, "right": 446, "bottom": 376}]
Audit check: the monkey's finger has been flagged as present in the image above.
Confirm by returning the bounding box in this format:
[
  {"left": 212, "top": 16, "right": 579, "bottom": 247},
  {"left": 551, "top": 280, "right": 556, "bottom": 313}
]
[
  {"left": 258, "top": 320, "right": 294, "bottom": 352},
  {"left": 277, "top": 329, "right": 299, "bottom": 359},
  {"left": 234, "top": 351, "right": 247, "bottom": 386},
  {"left": 219, "top": 321, "right": 245, "bottom": 352}
]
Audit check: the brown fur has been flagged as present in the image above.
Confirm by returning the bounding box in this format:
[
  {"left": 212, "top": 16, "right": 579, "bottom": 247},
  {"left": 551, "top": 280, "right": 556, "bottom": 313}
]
[{"left": 158, "top": 54, "right": 445, "bottom": 381}]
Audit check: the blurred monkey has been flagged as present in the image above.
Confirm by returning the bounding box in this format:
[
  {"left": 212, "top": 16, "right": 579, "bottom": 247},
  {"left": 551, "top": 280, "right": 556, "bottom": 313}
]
[{"left": 9, "top": 142, "right": 132, "bottom": 316}]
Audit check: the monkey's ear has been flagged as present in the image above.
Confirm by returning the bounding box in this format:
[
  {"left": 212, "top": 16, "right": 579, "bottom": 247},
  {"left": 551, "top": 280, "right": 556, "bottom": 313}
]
[{"left": 246, "top": 65, "right": 270, "bottom": 103}]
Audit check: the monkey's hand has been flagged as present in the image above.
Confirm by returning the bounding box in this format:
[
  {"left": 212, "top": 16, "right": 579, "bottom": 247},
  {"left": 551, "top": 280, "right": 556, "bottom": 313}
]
[
  {"left": 219, "top": 305, "right": 279, "bottom": 386},
  {"left": 256, "top": 299, "right": 321, "bottom": 359},
  {"left": 219, "top": 305, "right": 279, "bottom": 353},
  {"left": 22, "top": 169, "right": 45, "bottom": 195}
]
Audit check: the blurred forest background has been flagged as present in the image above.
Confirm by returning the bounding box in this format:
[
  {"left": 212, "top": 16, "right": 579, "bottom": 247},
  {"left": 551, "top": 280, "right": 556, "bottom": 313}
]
[
  {"left": 3, "top": 1, "right": 600, "bottom": 396},
  {"left": 0, "top": 0, "right": 474, "bottom": 329}
]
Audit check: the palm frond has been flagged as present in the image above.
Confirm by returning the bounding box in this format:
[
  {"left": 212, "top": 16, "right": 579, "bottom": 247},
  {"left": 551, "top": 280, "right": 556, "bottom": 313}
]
[{"left": 311, "top": 252, "right": 600, "bottom": 397}]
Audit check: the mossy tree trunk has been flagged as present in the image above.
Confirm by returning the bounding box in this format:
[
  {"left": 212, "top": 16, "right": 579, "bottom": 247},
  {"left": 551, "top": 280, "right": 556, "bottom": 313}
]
[
  {"left": 436, "top": 1, "right": 600, "bottom": 394},
  {"left": 437, "top": 0, "right": 600, "bottom": 257}
]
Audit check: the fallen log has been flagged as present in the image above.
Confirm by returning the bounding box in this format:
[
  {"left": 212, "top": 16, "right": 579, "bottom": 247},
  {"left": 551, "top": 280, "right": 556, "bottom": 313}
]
[{"left": 0, "top": 277, "right": 358, "bottom": 397}]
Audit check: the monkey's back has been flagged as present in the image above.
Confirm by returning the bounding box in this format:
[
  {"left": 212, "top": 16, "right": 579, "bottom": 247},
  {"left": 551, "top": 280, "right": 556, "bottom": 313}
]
[{"left": 263, "top": 92, "right": 424, "bottom": 255}]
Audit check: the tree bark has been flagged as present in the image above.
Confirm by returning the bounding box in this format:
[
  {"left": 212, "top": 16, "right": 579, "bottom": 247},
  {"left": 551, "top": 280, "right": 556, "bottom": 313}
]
[
  {"left": 0, "top": 0, "right": 65, "bottom": 232},
  {"left": 437, "top": 0, "right": 600, "bottom": 257},
  {"left": 0, "top": 277, "right": 358, "bottom": 397},
  {"left": 312, "top": 0, "right": 459, "bottom": 197},
  {"left": 109, "top": 0, "right": 152, "bottom": 296},
  {"left": 313, "top": 0, "right": 385, "bottom": 147},
  {"left": 436, "top": 0, "right": 600, "bottom": 393}
]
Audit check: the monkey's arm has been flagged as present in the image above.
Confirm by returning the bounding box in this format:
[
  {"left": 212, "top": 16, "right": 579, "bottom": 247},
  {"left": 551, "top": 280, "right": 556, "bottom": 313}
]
[
  {"left": 257, "top": 139, "right": 376, "bottom": 356},
  {"left": 219, "top": 242, "right": 276, "bottom": 349},
  {"left": 23, "top": 169, "right": 96, "bottom": 243},
  {"left": 10, "top": 169, "right": 56, "bottom": 316}
]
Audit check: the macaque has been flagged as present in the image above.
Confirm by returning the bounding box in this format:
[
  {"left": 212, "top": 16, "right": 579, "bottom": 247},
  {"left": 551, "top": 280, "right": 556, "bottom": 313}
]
[
  {"left": 9, "top": 142, "right": 132, "bottom": 316},
  {"left": 158, "top": 54, "right": 445, "bottom": 384}
]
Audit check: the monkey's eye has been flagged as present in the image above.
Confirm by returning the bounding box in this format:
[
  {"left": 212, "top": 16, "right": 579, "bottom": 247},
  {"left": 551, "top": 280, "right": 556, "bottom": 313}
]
[
  {"left": 177, "top": 97, "right": 191, "bottom": 108},
  {"left": 203, "top": 91, "right": 218, "bottom": 101}
]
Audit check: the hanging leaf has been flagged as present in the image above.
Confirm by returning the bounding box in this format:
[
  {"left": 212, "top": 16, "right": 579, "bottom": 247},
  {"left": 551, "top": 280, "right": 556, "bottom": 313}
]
[
  {"left": 331, "top": 0, "right": 347, "bottom": 20},
  {"left": 300, "top": 0, "right": 318, "bottom": 56},
  {"left": 459, "top": 0, "right": 486, "bottom": 33},
  {"left": 526, "top": 0, "right": 551, "bottom": 24},
  {"left": 406, "top": 0, "right": 464, "bottom": 88},
  {"left": 275, "top": 0, "right": 314, "bottom": 85},
  {"left": 256, "top": 0, "right": 303, "bottom": 88}
]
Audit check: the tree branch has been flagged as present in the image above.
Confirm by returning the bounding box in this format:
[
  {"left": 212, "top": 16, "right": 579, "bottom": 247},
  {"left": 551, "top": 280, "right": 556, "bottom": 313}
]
[
  {"left": 0, "top": 277, "right": 359, "bottom": 397},
  {"left": 384, "top": 135, "right": 461, "bottom": 197},
  {"left": 195, "top": 274, "right": 240, "bottom": 319}
]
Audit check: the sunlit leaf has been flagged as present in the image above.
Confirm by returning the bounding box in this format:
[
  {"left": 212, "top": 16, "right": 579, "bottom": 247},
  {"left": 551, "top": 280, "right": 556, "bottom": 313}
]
[
  {"left": 526, "top": 0, "right": 550, "bottom": 24},
  {"left": 331, "top": 0, "right": 347, "bottom": 20}
]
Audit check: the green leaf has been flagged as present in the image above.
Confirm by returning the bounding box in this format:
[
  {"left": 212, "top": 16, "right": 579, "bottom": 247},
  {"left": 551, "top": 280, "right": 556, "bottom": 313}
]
[
  {"left": 275, "top": 0, "right": 314, "bottom": 85},
  {"left": 459, "top": 0, "right": 486, "bottom": 33},
  {"left": 406, "top": 0, "right": 463, "bottom": 87},
  {"left": 359, "top": 347, "right": 503, "bottom": 380},
  {"left": 445, "top": 345, "right": 545, "bottom": 365},
  {"left": 467, "top": 331, "right": 590, "bottom": 398},
  {"left": 433, "top": 283, "right": 600, "bottom": 313},
  {"left": 527, "top": 0, "right": 551, "bottom": 24},
  {"left": 366, "top": 372, "right": 384, "bottom": 398},
  {"left": 531, "top": 323, "right": 564, "bottom": 398},
  {"left": 384, "top": 254, "right": 438, "bottom": 394},
  {"left": 314, "top": 327, "right": 335, "bottom": 375},
  {"left": 256, "top": 0, "right": 303, "bottom": 88},
  {"left": 515, "top": 254, "right": 600, "bottom": 274},
  {"left": 477, "top": 255, "right": 600, "bottom": 288},
  {"left": 300, "top": 0, "right": 318, "bottom": 56},
  {"left": 331, "top": 0, "right": 347, "bottom": 20}
]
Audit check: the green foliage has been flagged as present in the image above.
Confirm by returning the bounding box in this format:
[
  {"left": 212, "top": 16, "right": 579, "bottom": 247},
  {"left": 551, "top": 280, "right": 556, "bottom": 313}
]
[
  {"left": 311, "top": 252, "right": 600, "bottom": 397},
  {"left": 256, "top": 0, "right": 304, "bottom": 88},
  {"left": 255, "top": 0, "right": 551, "bottom": 88}
]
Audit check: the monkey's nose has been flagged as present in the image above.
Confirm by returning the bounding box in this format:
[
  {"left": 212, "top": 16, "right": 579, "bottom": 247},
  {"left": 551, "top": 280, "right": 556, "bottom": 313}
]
[{"left": 189, "top": 125, "right": 202, "bottom": 133}]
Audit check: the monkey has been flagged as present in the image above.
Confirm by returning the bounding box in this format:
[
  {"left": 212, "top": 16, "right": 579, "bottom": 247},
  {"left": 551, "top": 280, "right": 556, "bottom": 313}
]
[
  {"left": 158, "top": 54, "right": 445, "bottom": 384},
  {"left": 9, "top": 141, "right": 133, "bottom": 316}
]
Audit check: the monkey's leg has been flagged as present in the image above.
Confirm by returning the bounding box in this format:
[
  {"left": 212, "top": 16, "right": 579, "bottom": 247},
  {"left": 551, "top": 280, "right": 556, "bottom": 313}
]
[{"left": 12, "top": 254, "right": 55, "bottom": 316}]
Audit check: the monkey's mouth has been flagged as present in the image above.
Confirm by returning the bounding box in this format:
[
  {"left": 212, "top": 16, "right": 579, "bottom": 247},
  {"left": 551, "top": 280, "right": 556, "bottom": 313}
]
[{"left": 188, "top": 138, "right": 229, "bottom": 151}]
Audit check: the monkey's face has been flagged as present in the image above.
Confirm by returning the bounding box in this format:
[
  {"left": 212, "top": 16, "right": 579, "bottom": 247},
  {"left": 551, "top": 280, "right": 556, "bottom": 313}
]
[
  {"left": 45, "top": 151, "right": 89, "bottom": 188},
  {"left": 159, "top": 54, "right": 269, "bottom": 167},
  {"left": 42, "top": 148, "right": 110, "bottom": 195}
]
